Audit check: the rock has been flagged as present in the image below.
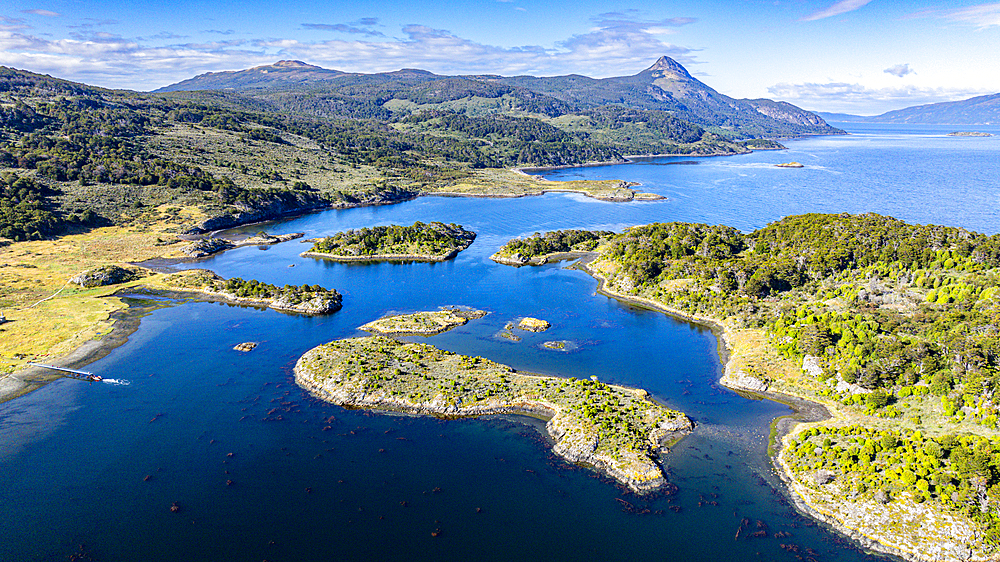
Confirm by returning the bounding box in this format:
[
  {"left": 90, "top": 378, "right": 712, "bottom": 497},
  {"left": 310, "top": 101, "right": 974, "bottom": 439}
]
[
  {"left": 517, "top": 317, "right": 550, "bottom": 332},
  {"left": 802, "top": 355, "right": 823, "bottom": 379},
  {"left": 813, "top": 470, "right": 836, "bottom": 486},
  {"left": 233, "top": 342, "right": 257, "bottom": 352},
  {"left": 182, "top": 238, "right": 234, "bottom": 258},
  {"left": 775, "top": 162, "right": 804, "bottom": 168},
  {"left": 70, "top": 265, "right": 143, "bottom": 288},
  {"left": 833, "top": 375, "right": 871, "bottom": 395},
  {"left": 723, "top": 369, "right": 768, "bottom": 393}
]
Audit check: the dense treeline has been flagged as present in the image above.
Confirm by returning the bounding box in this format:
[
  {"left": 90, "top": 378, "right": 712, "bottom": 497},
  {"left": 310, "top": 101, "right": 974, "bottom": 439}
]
[
  {"left": 309, "top": 222, "right": 475, "bottom": 257},
  {"left": 0, "top": 173, "right": 98, "bottom": 241},
  {"left": 211, "top": 277, "right": 339, "bottom": 305},
  {"left": 521, "top": 214, "right": 1000, "bottom": 431},
  {"left": 494, "top": 229, "right": 614, "bottom": 258},
  {"left": 786, "top": 425, "right": 1000, "bottom": 545}
]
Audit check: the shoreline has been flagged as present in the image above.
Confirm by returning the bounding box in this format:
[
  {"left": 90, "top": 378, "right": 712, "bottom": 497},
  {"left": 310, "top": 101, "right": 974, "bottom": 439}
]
[
  {"left": 294, "top": 337, "right": 694, "bottom": 494},
  {"left": 0, "top": 292, "right": 173, "bottom": 404},
  {"left": 566, "top": 254, "right": 975, "bottom": 562},
  {"left": 300, "top": 248, "right": 463, "bottom": 263}
]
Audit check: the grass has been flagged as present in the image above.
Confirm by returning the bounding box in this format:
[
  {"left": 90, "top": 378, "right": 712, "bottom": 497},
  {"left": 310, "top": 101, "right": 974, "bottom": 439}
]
[{"left": 0, "top": 217, "right": 191, "bottom": 376}]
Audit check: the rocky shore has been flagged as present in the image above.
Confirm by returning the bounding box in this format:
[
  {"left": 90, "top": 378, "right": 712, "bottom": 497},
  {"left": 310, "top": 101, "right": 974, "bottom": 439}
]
[
  {"left": 182, "top": 232, "right": 304, "bottom": 258},
  {"left": 294, "top": 336, "right": 693, "bottom": 494},
  {"left": 300, "top": 249, "right": 465, "bottom": 262},
  {"left": 565, "top": 255, "right": 992, "bottom": 562},
  {"left": 359, "top": 308, "right": 488, "bottom": 335}
]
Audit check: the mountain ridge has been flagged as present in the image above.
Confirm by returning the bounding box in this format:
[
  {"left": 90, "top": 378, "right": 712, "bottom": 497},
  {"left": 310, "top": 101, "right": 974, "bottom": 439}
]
[
  {"left": 817, "top": 92, "right": 1000, "bottom": 125},
  {"left": 155, "top": 56, "right": 842, "bottom": 139}
]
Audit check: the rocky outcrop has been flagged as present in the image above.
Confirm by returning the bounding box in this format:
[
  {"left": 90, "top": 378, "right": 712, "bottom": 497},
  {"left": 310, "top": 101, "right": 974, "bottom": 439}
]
[
  {"left": 70, "top": 265, "right": 144, "bottom": 288},
  {"left": 721, "top": 368, "right": 769, "bottom": 393},
  {"left": 517, "top": 317, "right": 551, "bottom": 332},
  {"left": 182, "top": 238, "right": 234, "bottom": 257}
]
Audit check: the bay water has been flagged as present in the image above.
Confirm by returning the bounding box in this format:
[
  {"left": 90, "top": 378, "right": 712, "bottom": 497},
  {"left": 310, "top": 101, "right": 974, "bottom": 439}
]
[{"left": 2, "top": 124, "right": 998, "bottom": 561}]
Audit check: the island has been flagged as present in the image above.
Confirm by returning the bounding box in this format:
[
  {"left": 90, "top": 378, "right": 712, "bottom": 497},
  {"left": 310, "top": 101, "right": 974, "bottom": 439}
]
[
  {"left": 775, "top": 162, "right": 805, "bottom": 168},
  {"left": 162, "top": 269, "right": 342, "bottom": 314},
  {"left": 948, "top": 131, "right": 993, "bottom": 137},
  {"left": 294, "top": 336, "right": 694, "bottom": 493},
  {"left": 517, "top": 317, "right": 551, "bottom": 332},
  {"left": 491, "top": 229, "right": 613, "bottom": 266},
  {"left": 359, "top": 308, "right": 488, "bottom": 335},
  {"left": 302, "top": 222, "right": 476, "bottom": 262},
  {"left": 495, "top": 214, "right": 1000, "bottom": 561}
]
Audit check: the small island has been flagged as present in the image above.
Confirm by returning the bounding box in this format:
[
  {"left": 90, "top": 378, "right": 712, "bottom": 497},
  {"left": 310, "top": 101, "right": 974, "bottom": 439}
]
[
  {"left": 775, "top": 162, "right": 805, "bottom": 168},
  {"left": 491, "top": 230, "right": 613, "bottom": 266},
  {"left": 163, "top": 269, "right": 342, "bottom": 314},
  {"left": 517, "top": 317, "right": 551, "bottom": 332},
  {"left": 295, "top": 336, "right": 693, "bottom": 493},
  {"left": 359, "top": 308, "right": 488, "bottom": 335},
  {"left": 948, "top": 131, "right": 993, "bottom": 137},
  {"left": 302, "top": 222, "right": 476, "bottom": 262}
]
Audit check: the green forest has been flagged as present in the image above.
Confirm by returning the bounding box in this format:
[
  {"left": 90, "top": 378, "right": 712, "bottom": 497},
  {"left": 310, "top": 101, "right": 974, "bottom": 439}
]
[{"left": 308, "top": 222, "right": 476, "bottom": 258}]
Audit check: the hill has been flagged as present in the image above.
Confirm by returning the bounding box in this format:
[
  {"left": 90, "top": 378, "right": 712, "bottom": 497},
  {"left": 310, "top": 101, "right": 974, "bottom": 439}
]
[
  {"left": 817, "top": 93, "right": 1000, "bottom": 125},
  {"left": 155, "top": 60, "right": 350, "bottom": 92}
]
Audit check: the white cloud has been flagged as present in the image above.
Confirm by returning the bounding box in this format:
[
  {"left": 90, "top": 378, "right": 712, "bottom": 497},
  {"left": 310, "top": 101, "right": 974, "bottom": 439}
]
[
  {"left": 905, "top": 3, "right": 1000, "bottom": 28},
  {"left": 801, "top": 0, "right": 875, "bottom": 22},
  {"left": 941, "top": 3, "right": 1000, "bottom": 29},
  {"left": 22, "top": 9, "right": 60, "bottom": 17},
  {"left": 0, "top": 14, "right": 699, "bottom": 90},
  {"left": 883, "top": 63, "right": 913, "bottom": 77},
  {"left": 768, "top": 81, "right": 992, "bottom": 114}
]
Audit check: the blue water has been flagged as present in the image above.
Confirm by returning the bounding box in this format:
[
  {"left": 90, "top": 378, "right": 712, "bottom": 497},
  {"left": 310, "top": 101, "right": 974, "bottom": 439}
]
[{"left": 2, "top": 124, "right": 998, "bottom": 561}]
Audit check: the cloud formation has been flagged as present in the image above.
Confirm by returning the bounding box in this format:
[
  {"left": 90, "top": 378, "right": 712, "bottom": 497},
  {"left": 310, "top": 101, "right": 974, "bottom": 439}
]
[
  {"left": 0, "top": 12, "right": 697, "bottom": 90},
  {"left": 22, "top": 9, "right": 60, "bottom": 17},
  {"left": 801, "top": 0, "right": 875, "bottom": 22},
  {"left": 910, "top": 3, "right": 1000, "bottom": 29},
  {"left": 883, "top": 63, "right": 913, "bottom": 77},
  {"left": 768, "top": 81, "right": 989, "bottom": 114},
  {"left": 302, "top": 18, "right": 384, "bottom": 37}
]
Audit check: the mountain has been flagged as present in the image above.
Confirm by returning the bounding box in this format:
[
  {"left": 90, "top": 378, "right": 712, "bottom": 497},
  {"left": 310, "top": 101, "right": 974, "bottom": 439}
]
[
  {"left": 488, "top": 57, "right": 841, "bottom": 138},
  {"left": 817, "top": 93, "right": 1000, "bottom": 125},
  {"left": 155, "top": 60, "right": 349, "bottom": 92},
  {"left": 155, "top": 57, "right": 841, "bottom": 139}
]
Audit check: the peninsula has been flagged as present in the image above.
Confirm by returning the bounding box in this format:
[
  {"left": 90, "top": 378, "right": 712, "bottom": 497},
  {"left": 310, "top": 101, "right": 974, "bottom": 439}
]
[
  {"left": 302, "top": 222, "right": 476, "bottom": 262},
  {"left": 494, "top": 214, "right": 1000, "bottom": 561},
  {"left": 161, "top": 269, "right": 343, "bottom": 314},
  {"left": 359, "top": 308, "right": 488, "bottom": 335},
  {"left": 491, "top": 229, "right": 613, "bottom": 266},
  {"left": 294, "top": 336, "right": 693, "bottom": 493}
]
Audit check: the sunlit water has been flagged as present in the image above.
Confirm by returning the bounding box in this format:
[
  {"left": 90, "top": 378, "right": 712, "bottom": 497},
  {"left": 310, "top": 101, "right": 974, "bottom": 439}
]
[{"left": 2, "top": 124, "right": 998, "bottom": 561}]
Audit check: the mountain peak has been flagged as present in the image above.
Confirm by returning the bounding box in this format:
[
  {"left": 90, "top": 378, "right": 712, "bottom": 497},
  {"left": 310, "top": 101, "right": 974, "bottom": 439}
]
[
  {"left": 270, "top": 60, "right": 321, "bottom": 69},
  {"left": 644, "top": 56, "right": 693, "bottom": 79}
]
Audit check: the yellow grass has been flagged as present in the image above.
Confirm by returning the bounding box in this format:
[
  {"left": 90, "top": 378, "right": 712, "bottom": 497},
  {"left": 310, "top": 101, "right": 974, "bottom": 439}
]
[{"left": 0, "top": 218, "right": 189, "bottom": 375}]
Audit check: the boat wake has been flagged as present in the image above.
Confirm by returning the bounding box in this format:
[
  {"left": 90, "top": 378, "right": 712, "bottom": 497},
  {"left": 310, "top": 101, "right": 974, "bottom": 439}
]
[{"left": 102, "top": 379, "right": 131, "bottom": 386}]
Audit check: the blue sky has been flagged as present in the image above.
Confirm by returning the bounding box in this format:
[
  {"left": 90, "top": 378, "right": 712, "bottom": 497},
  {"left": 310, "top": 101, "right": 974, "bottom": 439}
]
[{"left": 1, "top": 0, "right": 998, "bottom": 114}]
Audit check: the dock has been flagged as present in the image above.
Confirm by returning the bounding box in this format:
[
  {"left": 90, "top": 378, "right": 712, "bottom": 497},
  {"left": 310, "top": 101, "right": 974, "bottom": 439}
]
[{"left": 27, "top": 363, "right": 101, "bottom": 381}]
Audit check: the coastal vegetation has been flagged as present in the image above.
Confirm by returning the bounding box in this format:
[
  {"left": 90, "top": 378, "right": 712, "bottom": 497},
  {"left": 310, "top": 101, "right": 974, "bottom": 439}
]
[
  {"left": 491, "top": 229, "right": 612, "bottom": 265},
  {"left": 162, "top": 270, "right": 343, "bottom": 314},
  {"left": 304, "top": 222, "right": 476, "bottom": 261},
  {"left": 294, "top": 335, "right": 693, "bottom": 493},
  {"left": 359, "top": 308, "right": 488, "bottom": 335},
  {"left": 496, "top": 213, "right": 1000, "bottom": 557}
]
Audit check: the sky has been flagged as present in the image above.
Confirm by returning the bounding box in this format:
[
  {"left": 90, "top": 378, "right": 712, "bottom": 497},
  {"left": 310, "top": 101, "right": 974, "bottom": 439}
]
[{"left": 1, "top": 0, "right": 998, "bottom": 115}]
